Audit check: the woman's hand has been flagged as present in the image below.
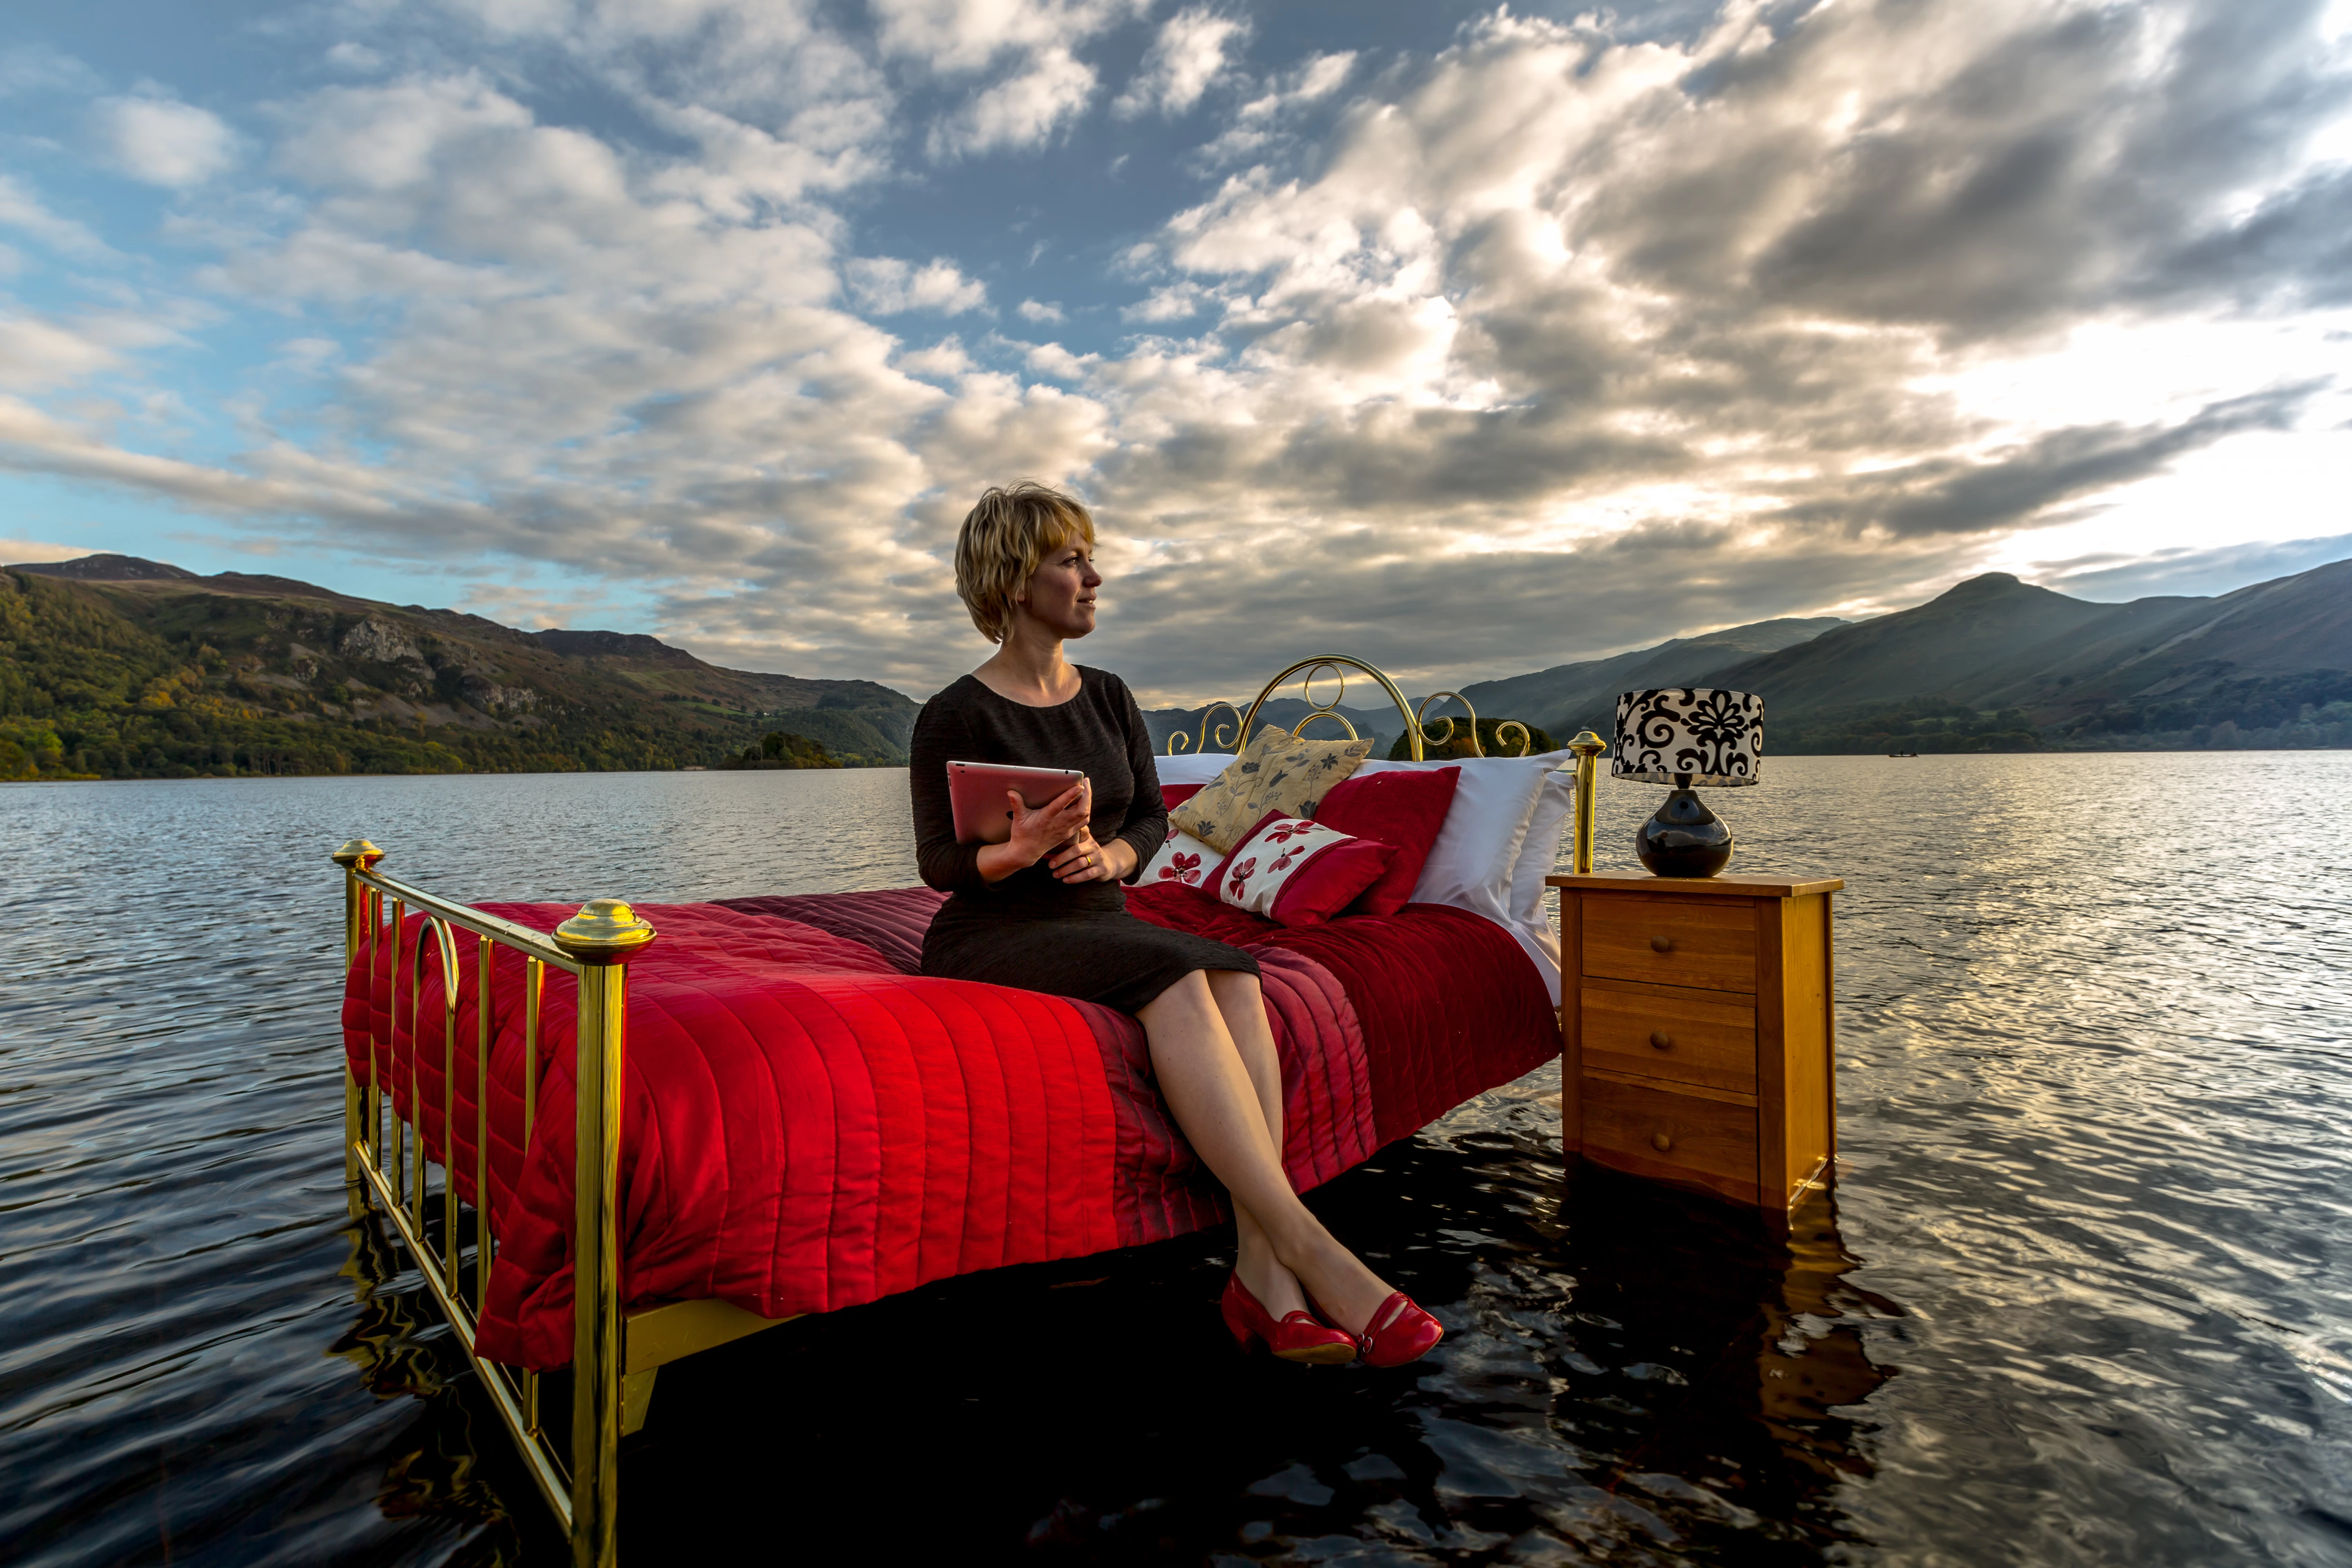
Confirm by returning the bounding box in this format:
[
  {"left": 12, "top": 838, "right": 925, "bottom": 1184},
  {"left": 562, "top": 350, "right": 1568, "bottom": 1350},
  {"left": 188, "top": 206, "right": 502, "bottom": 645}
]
[
  {"left": 979, "top": 781, "right": 1094, "bottom": 883},
  {"left": 1048, "top": 825, "right": 1135, "bottom": 884}
]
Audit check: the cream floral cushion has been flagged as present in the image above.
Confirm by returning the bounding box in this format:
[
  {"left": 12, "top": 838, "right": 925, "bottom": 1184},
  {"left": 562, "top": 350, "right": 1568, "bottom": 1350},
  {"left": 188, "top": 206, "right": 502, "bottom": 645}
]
[{"left": 1170, "top": 724, "right": 1375, "bottom": 853}]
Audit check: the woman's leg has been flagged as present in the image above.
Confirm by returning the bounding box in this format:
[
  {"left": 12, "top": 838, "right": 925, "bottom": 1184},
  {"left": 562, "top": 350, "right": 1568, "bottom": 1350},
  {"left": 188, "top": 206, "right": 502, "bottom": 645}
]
[
  {"left": 1138, "top": 971, "right": 1394, "bottom": 1334},
  {"left": 1201, "top": 971, "right": 1301, "bottom": 1313}
]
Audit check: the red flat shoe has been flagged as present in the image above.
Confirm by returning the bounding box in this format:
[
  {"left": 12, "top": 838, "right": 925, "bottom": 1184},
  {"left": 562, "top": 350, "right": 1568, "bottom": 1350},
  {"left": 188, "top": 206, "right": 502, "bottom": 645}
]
[
  {"left": 1353, "top": 1292, "right": 1444, "bottom": 1368},
  {"left": 1221, "top": 1273, "right": 1358, "bottom": 1365}
]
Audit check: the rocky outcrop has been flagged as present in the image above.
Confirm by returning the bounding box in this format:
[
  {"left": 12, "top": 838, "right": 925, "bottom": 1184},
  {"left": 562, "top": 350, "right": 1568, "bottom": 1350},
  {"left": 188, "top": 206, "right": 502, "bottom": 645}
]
[
  {"left": 338, "top": 618, "right": 424, "bottom": 666},
  {"left": 460, "top": 673, "right": 539, "bottom": 715}
]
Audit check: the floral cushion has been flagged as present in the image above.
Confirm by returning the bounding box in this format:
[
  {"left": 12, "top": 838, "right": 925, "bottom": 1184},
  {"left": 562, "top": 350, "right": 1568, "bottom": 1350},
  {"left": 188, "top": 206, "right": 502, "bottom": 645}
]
[
  {"left": 1170, "top": 725, "right": 1375, "bottom": 854},
  {"left": 1210, "top": 812, "right": 1397, "bottom": 928},
  {"left": 1139, "top": 827, "right": 1220, "bottom": 891}
]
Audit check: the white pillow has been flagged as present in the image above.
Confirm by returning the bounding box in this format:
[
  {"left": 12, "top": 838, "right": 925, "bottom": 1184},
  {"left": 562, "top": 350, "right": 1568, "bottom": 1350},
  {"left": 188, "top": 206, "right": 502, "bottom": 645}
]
[
  {"left": 1155, "top": 751, "right": 1235, "bottom": 788},
  {"left": 1352, "top": 749, "right": 1573, "bottom": 1003},
  {"left": 1513, "top": 767, "right": 1577, "bottom": 928}
]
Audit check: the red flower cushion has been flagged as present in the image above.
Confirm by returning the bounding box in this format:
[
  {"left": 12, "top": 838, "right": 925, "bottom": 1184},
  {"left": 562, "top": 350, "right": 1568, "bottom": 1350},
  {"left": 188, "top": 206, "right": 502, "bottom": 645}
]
[
  {"left": 1210, "top": 811, "right": 1397, "bottom": 929},
  {"left": 1311, "top": 765, "right": 1462, "bottom": 915},
  {"left": 1136, "top": 785, "right": 1215, "bottom": 889}
]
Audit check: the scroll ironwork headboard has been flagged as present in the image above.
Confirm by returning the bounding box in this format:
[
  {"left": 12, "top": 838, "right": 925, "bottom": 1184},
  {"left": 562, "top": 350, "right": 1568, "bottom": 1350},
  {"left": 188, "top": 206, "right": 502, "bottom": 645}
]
[{"left": 1166, "top": 653, "right": 1531, "bottom": 761}]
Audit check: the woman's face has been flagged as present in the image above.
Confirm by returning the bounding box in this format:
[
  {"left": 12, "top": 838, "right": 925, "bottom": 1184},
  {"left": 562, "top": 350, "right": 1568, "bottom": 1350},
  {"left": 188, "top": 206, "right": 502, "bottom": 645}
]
[{"left": 1015, "top": 533, "right": 1101, "bottom": 641}]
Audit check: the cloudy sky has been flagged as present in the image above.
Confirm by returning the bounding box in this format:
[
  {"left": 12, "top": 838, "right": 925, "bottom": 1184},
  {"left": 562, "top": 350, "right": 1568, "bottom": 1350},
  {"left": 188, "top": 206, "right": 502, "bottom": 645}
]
[{"left": 2, "top": 0, "right": 2348, "bottom": 700}]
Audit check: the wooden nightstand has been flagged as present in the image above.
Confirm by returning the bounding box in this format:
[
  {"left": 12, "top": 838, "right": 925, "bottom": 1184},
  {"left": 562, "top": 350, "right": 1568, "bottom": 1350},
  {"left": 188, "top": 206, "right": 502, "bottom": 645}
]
[{"left": 1547, "top": 871, "right": 1843, "bottom": 1216}]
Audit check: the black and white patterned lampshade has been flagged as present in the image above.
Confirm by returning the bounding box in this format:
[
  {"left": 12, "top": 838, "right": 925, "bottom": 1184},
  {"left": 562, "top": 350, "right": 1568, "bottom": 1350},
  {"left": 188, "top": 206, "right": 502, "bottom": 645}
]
[{"left": 1611, "top": 689, "right": 1764, "bottom": 787}]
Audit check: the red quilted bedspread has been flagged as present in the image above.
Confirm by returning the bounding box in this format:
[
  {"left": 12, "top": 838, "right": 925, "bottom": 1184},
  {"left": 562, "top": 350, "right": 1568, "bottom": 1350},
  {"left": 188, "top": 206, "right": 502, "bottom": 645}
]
[{"left": 340, "top": 884, "right": 1556, "bottom": 1369}]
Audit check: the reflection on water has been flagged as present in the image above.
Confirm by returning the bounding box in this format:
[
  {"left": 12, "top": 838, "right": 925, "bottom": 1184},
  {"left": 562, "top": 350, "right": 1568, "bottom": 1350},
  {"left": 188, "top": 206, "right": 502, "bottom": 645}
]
[{"left": 3, "top": 756, "right": 2351, "bottom": 1565}]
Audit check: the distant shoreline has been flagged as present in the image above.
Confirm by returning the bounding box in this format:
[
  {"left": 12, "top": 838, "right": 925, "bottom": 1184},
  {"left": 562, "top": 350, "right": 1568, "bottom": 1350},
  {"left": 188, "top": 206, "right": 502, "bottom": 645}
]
[{"left": 9, "top": 746, "right": 2347, "bottom": 788}]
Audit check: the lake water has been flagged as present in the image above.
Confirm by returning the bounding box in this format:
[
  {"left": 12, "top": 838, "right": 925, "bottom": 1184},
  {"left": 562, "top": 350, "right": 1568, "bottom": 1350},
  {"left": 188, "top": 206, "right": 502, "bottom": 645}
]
[{"left": 4, "top": 756, "right": 2350, "bottom": 1566}]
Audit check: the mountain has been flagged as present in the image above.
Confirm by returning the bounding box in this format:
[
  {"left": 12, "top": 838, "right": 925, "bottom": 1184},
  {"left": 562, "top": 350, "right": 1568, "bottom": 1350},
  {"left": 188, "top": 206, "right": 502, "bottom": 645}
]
[
  {"left": 0, "top": 555, "right": 918, "bottom": 780},
  {"left": 1703, "top": 576, "right": 2108, "bottom": 714},
  {"left": 1703, "top": 560, "right": 2352, "bottom": 753},
  {"left": 1399, "top": 556, "right": 2351, "bottom": 757},
  {"left": 1971, "top": 558, "right": 2352, "bottom": 708},
  {"left": 21, "top": 552, "right": 201, "bottom": 583},
  {"left": 1454, "top": 616, "right": 1851, "bottom": 740}
]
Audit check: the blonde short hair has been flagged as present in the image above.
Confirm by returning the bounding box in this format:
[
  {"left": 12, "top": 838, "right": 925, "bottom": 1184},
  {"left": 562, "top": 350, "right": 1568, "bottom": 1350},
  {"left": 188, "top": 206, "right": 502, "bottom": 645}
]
[{"left": 953, "top": 481, "right": 1097, "bottom": 643}]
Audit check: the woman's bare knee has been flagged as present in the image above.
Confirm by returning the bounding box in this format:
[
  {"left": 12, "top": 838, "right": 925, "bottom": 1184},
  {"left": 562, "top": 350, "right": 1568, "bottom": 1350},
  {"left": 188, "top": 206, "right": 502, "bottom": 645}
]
[
  {"left": 1205, "top": 969, "right": 1261, "bottom": 1005},
  {"left": 1206, "top": 970, "right": 1275, "bottom": 1051},
  {"left": 1139, "top": 969, "right": 1217, "bottom": 1032}
]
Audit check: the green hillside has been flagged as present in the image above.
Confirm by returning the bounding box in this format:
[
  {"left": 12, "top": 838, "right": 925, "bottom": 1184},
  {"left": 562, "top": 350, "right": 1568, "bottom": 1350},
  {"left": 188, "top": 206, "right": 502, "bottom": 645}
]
[
  {"left": 1709, "top": 576, "right": 2109, "bottom": 716},
  {"left": 0, "top": 556, "right": 918, "bottom": 781},
  {"left": 1707, "top": 561, "right": 2352, "bottom": 752}
]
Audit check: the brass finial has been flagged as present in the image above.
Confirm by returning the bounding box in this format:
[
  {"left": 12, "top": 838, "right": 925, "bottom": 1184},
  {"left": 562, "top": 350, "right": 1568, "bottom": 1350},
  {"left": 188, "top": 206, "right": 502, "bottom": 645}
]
[
  {"left": 332, "top": 838, "right": 384, "bottom": 868},
  {"left": 1564, "top": 732, "right": 1607, "bottom": 877},
  {"left": 555, "top": 899, "right": 657, "bottom": 962}
]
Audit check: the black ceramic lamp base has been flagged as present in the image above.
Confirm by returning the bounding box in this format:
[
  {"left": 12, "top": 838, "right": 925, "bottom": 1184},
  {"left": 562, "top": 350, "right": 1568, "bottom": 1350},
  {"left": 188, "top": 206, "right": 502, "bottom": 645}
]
[{"left": 1635, "top": 787, "right": 1734, "bottom": 878}]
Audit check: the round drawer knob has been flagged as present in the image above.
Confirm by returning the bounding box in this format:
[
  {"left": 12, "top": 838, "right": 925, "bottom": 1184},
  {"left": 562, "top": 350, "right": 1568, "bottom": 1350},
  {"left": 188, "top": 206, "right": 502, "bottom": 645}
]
[
  {"left": 1649, "top": 1031, "right": 1673, "bottom": 1050},
  {"left": 1651, "top": 1131, "right": 1674, "bottom": 1152},
  {"left": 1649, "top": 936, "right": 1675, "bottom": 953}
]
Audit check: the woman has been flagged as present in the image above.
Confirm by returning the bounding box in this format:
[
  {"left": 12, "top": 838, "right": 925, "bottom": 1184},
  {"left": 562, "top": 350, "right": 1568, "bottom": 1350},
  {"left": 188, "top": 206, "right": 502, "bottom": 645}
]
[{"left": 910, "top": 481, "right": 1442, "bottom": 1368}]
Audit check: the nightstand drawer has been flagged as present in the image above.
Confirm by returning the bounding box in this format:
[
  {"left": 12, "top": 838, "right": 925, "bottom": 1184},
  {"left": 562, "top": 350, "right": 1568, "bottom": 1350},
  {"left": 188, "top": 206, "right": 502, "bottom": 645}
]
[
  {"left": 1581, "top": 983, "right": 1756, "bottom": 1095},
  {"left": 1581, "top": 1075, "right": 1758, "bottom": 1205},
  {"left": 1581, "top": 898, "right": 1756, "bottom": 993}
]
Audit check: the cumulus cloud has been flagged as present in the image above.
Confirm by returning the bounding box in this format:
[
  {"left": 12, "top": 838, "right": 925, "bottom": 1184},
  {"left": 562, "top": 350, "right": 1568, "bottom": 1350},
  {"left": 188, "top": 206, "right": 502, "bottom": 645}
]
[
  {"left": 847, "top": 256, "right": 991, "bottom": 314},
  {"left": 1114, "top": 8, "right": 1248, "bottom": 119},
  {"left": 89, "top": 94, "right": 239, "bottom": 186},
  {"left": 1017, "top": 298, "right": 1065, "bottom": 321},
  {"left": 1194, "top": 49, "right": 1353, "bottom": 164},
  {"left": 928, "top": 44, "right": 1098, "bottom": 157},
  {"left": 412, "top": 0, "right": 892, "bottom": 198},
  {"left": 1120, "top": 280, "right": 1209, "bottom": 321},
  {"left": 872, "top": 0, "right": 1145, "bottom": 75},
  {"left": 867, "top": 0, "right": 1144, "bottom": 159}
]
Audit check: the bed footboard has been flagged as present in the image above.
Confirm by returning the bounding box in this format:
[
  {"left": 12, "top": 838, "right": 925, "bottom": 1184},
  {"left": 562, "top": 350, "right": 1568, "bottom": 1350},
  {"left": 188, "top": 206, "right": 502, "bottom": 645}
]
[{"left": 330, "top": 841, "right": 793, "bottom": 1568}]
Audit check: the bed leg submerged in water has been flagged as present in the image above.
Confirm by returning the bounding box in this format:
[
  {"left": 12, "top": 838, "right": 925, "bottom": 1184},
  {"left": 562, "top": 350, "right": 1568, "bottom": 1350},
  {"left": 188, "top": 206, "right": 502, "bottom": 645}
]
[{"left": 330, "top": 841, "right": 798, "bottom": 1568}]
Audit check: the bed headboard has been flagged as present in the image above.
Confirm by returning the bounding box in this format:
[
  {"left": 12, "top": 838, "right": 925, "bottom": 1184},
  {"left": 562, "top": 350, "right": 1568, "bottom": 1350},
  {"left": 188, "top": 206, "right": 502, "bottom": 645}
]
[{"left": 1165, "top": 653, "right": 1532, "bottom": 762}]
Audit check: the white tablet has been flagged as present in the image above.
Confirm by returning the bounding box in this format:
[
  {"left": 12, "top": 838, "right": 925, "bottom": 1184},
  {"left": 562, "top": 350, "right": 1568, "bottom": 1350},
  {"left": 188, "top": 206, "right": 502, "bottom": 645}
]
[{"left": 946, "top": 761, "right": 1088, "bottom": 845}]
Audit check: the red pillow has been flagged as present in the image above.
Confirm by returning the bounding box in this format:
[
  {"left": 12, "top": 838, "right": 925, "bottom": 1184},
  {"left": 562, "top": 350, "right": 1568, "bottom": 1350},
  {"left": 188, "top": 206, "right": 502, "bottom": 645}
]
[
  {"left": 1311, "top": 766, "right": 1461, "bottom": 915},
  {"left": 1209, "top": 811, "right": 1396, "bottom": 928},
  {"left": 1160, "top": 782, "right": 1204, "bottom": 811}
]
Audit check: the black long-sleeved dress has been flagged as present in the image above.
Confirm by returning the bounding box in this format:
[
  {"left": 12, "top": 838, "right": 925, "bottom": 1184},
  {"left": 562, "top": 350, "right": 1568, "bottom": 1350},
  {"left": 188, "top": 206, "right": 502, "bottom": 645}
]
[{"left": 911, "top": 666, "right": 1258, "bottom": 1014}]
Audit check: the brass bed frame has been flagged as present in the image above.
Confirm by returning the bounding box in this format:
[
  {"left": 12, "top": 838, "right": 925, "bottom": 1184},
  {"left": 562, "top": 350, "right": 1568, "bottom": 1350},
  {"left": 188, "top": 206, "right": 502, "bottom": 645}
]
[{"left": 329, "top": 654, "right": 1605, "bottom": 1567}]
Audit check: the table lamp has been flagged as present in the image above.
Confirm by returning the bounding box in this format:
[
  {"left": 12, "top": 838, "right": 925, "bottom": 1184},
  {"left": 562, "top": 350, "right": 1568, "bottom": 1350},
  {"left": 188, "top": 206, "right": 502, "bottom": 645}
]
[{"left": 1612, "top": 688, "right": 1763, "bottom": 878}]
